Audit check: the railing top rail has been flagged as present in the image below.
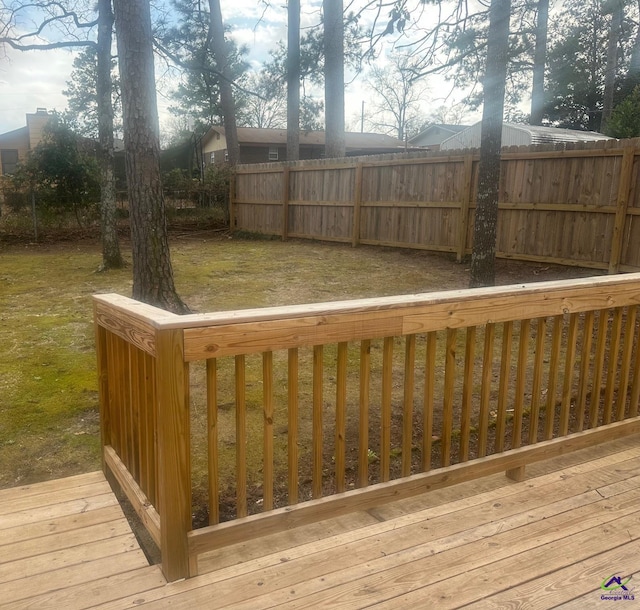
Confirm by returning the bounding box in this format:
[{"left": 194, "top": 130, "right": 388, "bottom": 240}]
[
  {"left": 93, "top": 273, "right": 640, "bottom": 359},
  {"left": 158, "top": 272, "right": 640, "bottom": 329},
  {"left": 94, "top": 273, "right": 640, "bottom": 330}
]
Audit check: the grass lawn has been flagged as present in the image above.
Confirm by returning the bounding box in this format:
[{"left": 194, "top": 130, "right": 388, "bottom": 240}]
[{"left": 0, "top": 232, "right": 599, "bottom": 490}]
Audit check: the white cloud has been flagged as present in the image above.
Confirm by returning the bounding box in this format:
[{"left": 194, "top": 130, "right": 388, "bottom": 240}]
[{"left": 0, "top": 46, "right": 79, "bottom": 133}]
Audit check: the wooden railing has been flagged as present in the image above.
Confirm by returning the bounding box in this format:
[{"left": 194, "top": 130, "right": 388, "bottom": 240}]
[{"left": 93, "top": 273, "right": 640, "bottom": 582}]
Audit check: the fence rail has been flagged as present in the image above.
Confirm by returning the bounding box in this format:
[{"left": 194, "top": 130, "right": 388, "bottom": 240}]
[
  {"left": 232, "top": 139, "right": 640, "bottom": 272},
  {"left": 94, "top": 272, "right": 640, "bottom": 582}
]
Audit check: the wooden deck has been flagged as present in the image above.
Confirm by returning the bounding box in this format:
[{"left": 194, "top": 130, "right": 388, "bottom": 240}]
[{"left": 3, "top": 435, "right": 640, "bottom": 608}]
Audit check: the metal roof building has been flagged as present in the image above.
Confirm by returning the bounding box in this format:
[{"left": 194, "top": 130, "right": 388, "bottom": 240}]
[{"left": 439, "top": 122, "right": 613, "bottom": 150}]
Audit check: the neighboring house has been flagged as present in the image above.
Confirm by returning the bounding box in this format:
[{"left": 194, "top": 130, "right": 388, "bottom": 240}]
[
  {"left": 439, "top": 121, "right": 612, "bottom": 150},
  {"left": 408, "top": 124, "right": 470, "bottom": 151},
  {"left": 201, "top": 127, "right": 406, "bottom": 164},
  {"left": 0, "top": 108, "right": 51, "bottom": 176}
]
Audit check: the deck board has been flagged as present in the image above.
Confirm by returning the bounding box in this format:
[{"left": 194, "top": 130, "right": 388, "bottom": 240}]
[{"left": 1, "top": 435, "right": 640, "bottom": 608}]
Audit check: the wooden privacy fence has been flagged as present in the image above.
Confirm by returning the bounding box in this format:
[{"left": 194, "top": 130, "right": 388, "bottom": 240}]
[
  {"left": 232, "top": 139, "right": 640, "bottom": 272},
  {"left": 94, "top": 272, "right": 640, "bottom": 582}
]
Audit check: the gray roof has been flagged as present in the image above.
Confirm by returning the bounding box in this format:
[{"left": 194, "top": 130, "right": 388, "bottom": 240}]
[{"left": 507, "top": 124, "right": 612, "bottom": 145}]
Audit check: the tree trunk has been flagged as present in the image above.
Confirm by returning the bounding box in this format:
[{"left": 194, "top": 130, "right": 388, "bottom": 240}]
[
  {"left": 602, "top": 0, "right": 624, "bottom": 132},
  {"left": 470, "top": 0, "right": 511, "bottom": 288},
  {"left": 324, "top": 0, "right": 345, "bottom": 158},
  {"left": 208, "top": 0, "right": 240, "bottom": 165},
  {"left": 113, "top": 0, "right": 188, "bottom": 313},
  {"left": 530, "top": 0, "right": 549, "bottom": 125},
  {"left": 624, "top": 0, "right": 640, "bottom": 94},
  {"left": 287, "top": 0, "right": 301, "bottom": 161},
  {"left": 96, "top": 0, "right": 124, "bottom": 271}
]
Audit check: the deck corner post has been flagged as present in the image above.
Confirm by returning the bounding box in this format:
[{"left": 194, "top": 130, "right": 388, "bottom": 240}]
[
  {"left": 93, "top": 304, "right": 110, "bottom": 474},
  {"left": 155, "top": 327, "right": 192, "bottom": 582}
]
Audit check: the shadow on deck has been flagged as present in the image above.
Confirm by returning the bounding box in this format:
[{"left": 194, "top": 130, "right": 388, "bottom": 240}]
[{"left": 2, "top": 434, "right": 639, "bottom": 608}]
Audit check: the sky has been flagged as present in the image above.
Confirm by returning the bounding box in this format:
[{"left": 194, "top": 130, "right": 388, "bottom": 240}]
[{"left": 0, "top": 0, "right": 476, "bottom": 137}]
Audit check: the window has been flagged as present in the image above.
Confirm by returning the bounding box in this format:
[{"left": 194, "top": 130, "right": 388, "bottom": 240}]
[
  {"left": 224, "top": 150, "right": 229, "bottom": 162},
  {"left": 210, "top": 152, "right": 215, "bottom": 163},
  {"left": 1, "top": 149, "right": 19, "bottom": 175},
  {"left": 268, "top": 146, "right": 278, "bottom": 161}
]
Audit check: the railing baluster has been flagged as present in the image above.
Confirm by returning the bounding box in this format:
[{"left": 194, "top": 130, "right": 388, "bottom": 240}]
[
  {"left": 629, "top": 307, "right": 640, "bottom": 417},
  {"left": 235, "top": 355, "right": 247, "bottom": 518},
  {"left": 460, "top": 327, "right": 476, "bottom": 462},
  {"left": 442, "top": 328, "right": 457, "bottom": 466},
  {"left": 358, "top": 340, "right": 371, "bottom": 488},
  {"left": 529, "top": 318, "right": 546, "bottom": 444},
  {"left": 207, "top": 359, "right": 219, "bottom": 525},
  {"left": 495, "top": 322, "right": 513, "bottom": 452},
  {"left": 335, "top": 342, "right": 348, "bottom": 492},
  {"left": 150, "top": 355, "right": 159, "bottom": 511},
  {"left": 544, "top": 316, "right": 563, "bottom": 440},
  {"left": 263, "top": 352, "right": 274, "bottom": 511},
  {"left": 616, "top": 306, "right": 637, "bottom": 420},
  {"left": 129, "top": 345, "right": 141, "bottom": 483},
  {"left": 312, "top": 345, "right": 323, "bottom": 499},
  {"left": 603, "top": 308, "right": 623, "bottom": 424},
  {"left": 513, "top": 319, "right": 530, "bottom": 449},
  {"left": 560, "top": 314, "right": 579, "bottom": 435},
  {"left": 138, "top": 350, "right": 149, "bottom": 499},
  {"left": 108, "top": 332, "right": 122, "bottom": 457},
  {"left": 575, "top": 311, "right": 594, "bottom": 432},
  {"left": 288, "top": 348, "right": 299, "bottom": 503},
  {"left": 423, "top": 332, "right": 436, "bottom": 471},
  {"left": 478, "top": 324, "right": 495, "bottom": 457},
  {"left": 402, "top": 335, "right": 416, "bottom": 476},
  {"left": 122, "top": 341, "right": 132, "bottom": 472},
  {"left": 381, "top": 337, "right": 394, "bottom": 482},
  {"left": 590, "top": 310, "right": 609, "bottom": 428}
]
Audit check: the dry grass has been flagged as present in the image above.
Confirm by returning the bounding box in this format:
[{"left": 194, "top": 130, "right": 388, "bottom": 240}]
[{"left": 0, "top": 231, "right": 598, "bottom": 491}]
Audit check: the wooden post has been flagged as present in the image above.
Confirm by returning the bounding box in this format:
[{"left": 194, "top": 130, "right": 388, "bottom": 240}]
[
  {"left": 457, "top": 154, "right": 474, "bottom": 262},
  {"left": 506, "top": 466, "right": 526, "bottom": 481},
  {"left": 352, "top": 163, "right": 363, "bottom": 247},
  {"left": 229, "top": 171, "right": 236, "bottom": 233},
  {"left": 608, "top": 147, "right": 635, "bottom": 273},
  {"left": 155, "top": 328, "right": 192, "bottom": 582},
  {"left": 93, "top": 311, "right": 111, "bottom": 472},
  {"left": 282, "top": 166, "right": 290, "bottom": 241}
]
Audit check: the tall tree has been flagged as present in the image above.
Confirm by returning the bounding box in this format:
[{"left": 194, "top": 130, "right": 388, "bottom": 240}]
[
  {"left": 208, "top": 0, "right": 240, "bottom": 164},
  {"left": 605, "top": 84, "right": 640, "bottom": 136},
  {"left": 324, "top": 0, "right": 345, "bottom": 158},
  {"left": 544, "top": 0, "right": 625, "bottom": 130},
  {"left": 238, "top": 72, "right": 287, "bottom": 129},
  {"left": 470, "top": 0, "right": 512, "bottom": 288},
  {"left": 602, "top": 0, "right": 625, "bottom": 132},
  {"left": 287, "top": 0, "right": 301, "bottom": 161},
  {"left": 158, "top": 0, "right": 248, "bottom": 132},
  {"left": 0, "top": 0, "right": 123, "bottom": 270},
  {"left": 364, "top": 52, "right": 427, "bottom": 140},
  {"left": 96, "top": 0, "right": 124, "bottom": 270},
  {"left": 622, "top": 0, "right": 640, "bottom": 94},
  {"left": 113, "top": 0, "right": 188, "bottom": 312},
  {"left": 530, "top": 0, "right": 549, "bottom": 125}
]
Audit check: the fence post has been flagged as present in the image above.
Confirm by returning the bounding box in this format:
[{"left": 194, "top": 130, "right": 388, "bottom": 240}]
[
  {"left": 155, "top": 327, "right": 192, "bottom": 582},
  {"left": 352, "top": 163, "right": 363, "bottom": 247},
  {"left": 229, "top": 171, "right": 236, "bottom": 233},
  {"left": 282, "top": 166, "right": 290, "bottom": 241},
  {"left": 608, "top": 147, "right": 635, "bottom": 274},
  {"left": 457, "top": 154, "right": 474, "bottom": 262}
]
